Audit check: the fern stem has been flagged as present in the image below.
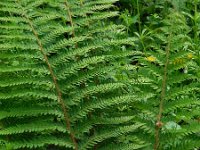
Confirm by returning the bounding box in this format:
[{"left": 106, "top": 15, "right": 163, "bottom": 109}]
[
  {"left": 15, "top": 1, "right": 78, "bottom": 149},
  {"left": 65, "top": 1, "right": 76, "bottom": 43},
  {"left": 154, "top": 34, "right": 171, "bottom": 150},
  {"left": 65, "top": 2, "right": 96, "bottom": 147},
  {"left": 28, "top": 19, "right": 78, "bottom": 150}
]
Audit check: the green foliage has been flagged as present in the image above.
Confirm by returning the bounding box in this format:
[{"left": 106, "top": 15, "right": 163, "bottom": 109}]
[
  {"left": 0, "top": 0, "right": 200, "bottom": 150},
  {"left": 117, "top": 0, "right": 200, "bottom": 149},
  {"left": 134, "top": 10, "right": 200, "bottom": 149},
  {"left": 0, "top": 0, "right": 139, "bottom": 149}
]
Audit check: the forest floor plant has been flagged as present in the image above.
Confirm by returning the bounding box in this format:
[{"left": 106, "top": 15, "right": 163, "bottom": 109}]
[
  {"left": 0, "top": 0, "right": 200, "bottom": 150},
  {"left": 0, "top": 0, "right": 140, "bottom": 149},
  {"left": 133, "top": 9, "right": 200, "bottom": 150}
]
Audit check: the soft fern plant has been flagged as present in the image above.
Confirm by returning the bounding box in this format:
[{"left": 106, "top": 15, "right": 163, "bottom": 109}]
[
  {"left": 132, "top": 9, "right": 200, "bottom": 150},
  {"left": 0, "top": 0, "right": 140, "bottom": 149}
]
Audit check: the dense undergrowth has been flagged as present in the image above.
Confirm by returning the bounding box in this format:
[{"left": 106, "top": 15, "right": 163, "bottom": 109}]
[{"left": 0, "top": 0, "right": 199, "bottom": 150}]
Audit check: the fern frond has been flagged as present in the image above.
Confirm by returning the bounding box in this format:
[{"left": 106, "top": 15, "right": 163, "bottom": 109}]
[{"left": 0, "top": 0, "right": 139, "bottom": 149}]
